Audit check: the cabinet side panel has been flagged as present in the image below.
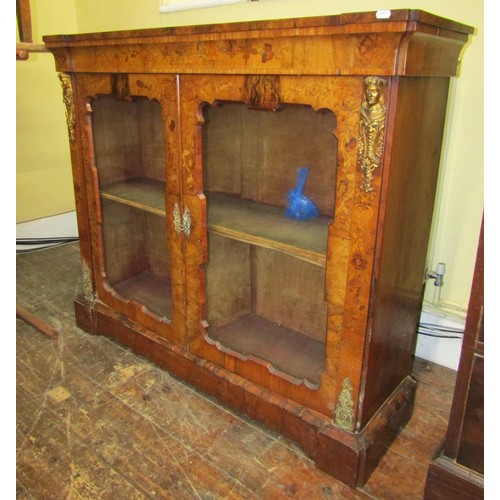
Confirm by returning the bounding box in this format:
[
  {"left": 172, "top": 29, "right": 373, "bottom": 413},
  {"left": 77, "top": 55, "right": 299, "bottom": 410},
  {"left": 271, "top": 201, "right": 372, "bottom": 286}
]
[{"left": 360, "top": 77, "right": 450, "bottom": 428}]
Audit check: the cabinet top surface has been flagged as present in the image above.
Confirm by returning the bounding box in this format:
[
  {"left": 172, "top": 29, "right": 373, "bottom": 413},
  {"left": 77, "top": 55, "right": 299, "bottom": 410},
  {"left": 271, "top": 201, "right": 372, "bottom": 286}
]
[
  {"left": 43, "top": 9, "right": 474, "bottom": 44},
  {"left": 43, "top": 9, "right": 474, "bottom": 77}
]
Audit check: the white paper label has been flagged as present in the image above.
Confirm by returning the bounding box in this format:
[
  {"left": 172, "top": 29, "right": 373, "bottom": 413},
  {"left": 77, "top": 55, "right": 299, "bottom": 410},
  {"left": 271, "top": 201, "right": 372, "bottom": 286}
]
[{"left": 376, "top": 10, "right": 392, "bottom": 19}]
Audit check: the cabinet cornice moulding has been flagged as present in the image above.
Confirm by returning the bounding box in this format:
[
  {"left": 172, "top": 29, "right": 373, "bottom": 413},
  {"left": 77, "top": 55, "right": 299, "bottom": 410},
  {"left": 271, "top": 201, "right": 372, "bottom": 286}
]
[{"left": 43, "top": 10, "right": 474, "bottom": 78}]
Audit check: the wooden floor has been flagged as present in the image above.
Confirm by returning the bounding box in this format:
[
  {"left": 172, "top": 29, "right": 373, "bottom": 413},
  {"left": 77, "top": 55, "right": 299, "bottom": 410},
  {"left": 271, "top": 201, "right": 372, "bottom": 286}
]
[{"left": 16, "top": 242, "right": 457, "bottom": 499}]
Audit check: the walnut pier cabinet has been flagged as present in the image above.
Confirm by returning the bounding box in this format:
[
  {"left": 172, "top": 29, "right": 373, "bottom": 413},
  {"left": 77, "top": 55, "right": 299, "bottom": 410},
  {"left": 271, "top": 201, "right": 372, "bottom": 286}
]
[{"left": 44, "top": 10, "right": 473, "bottom": 487}]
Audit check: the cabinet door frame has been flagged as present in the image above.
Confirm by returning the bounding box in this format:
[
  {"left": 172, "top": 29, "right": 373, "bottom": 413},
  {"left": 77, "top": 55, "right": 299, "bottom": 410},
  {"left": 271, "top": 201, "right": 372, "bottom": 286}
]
[
  {"left": 179, "top": 73, "right": 382, "bottom": 422},
  {"left": 73, "top": 73, "right": 186, "bottom": 345}
]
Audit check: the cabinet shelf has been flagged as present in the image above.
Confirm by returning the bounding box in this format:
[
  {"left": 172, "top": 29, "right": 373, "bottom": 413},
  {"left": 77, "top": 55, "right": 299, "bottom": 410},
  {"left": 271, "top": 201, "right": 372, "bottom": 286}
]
[
  {"left": 205, "top": 313, "right": 325, "bottom": 389},
  {"left": 207, "top": 193, "right": 329, "bottom": 267},
  {"left": 99, "top": 183, "right": 329, "bottom": 266},
  {"left": 113, "top": 271, "right": 172, "bottom": 319},
  {"left": 100, "top": 178, "right": 166, "bottom": 216}
]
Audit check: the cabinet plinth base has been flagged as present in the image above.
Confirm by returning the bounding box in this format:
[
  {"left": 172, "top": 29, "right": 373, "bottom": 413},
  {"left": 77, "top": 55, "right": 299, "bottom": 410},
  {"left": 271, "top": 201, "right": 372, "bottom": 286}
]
[{"left": 75, "top": 296, "right": 417, "bottom": 488}]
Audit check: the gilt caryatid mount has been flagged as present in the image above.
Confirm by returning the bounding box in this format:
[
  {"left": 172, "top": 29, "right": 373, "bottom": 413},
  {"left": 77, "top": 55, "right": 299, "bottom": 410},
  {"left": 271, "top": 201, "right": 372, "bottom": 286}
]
[
  {"left": 358, "top": 76, "right": 388, "bottom": 193},
  {"left": 58, "top": 72, "right": 76, "bottom": 143}
]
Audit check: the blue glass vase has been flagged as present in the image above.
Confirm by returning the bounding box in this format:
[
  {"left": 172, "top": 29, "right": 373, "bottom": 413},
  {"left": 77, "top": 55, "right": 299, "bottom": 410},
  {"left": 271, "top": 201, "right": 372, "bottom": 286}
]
[{"left": 285, "top": 167, "right": 320, "bottom": 221}]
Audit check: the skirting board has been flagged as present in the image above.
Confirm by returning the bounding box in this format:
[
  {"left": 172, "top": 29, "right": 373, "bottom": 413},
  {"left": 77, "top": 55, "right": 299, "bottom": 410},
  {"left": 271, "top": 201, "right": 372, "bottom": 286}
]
[
  {"left": 415, "top": 307, "right": 465, "bottom": 371},
  {"left": 16, "top": 211, "right": 78, "bottom": 251}
]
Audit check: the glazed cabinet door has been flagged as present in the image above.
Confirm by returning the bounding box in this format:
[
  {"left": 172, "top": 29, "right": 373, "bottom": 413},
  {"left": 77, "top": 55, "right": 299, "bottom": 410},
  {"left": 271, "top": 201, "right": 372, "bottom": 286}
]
[
  {"left": 179, "top": 74, "right": 378, "bottom": 421},
  {"left": 72, "top": 73, "right": 186, "bottom": 345}
]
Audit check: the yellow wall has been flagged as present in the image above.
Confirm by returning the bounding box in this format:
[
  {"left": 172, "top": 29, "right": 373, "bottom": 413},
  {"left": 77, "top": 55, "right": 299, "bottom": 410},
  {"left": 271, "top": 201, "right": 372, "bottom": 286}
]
[
  {"left": 17, "top": 0, "right": 483, "bottom": 313},
  {"left": 16, "top": 0, "right": 78, "bottom": 223}
]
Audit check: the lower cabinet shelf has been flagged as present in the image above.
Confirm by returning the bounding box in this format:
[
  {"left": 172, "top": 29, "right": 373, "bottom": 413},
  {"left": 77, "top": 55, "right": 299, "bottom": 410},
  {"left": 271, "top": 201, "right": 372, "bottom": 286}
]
[
  {"left": 113, "top": 271, "right": 172, "bottom": 320},
  {"left": 205, "top": 312, "right": 326, "bottom": 389}
]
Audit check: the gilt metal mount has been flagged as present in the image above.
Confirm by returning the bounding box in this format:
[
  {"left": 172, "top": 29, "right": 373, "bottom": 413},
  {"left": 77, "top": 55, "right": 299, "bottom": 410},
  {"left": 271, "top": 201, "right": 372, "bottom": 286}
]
[
  {"left": 58, "top": 72, "right": 76, "bottom": 142},
  {"left": 174, "top": 203, "right": 191, "bottom": 238},
  {"left": 334, "top": 377, "right": 355, "bottom": 431},
  {"left": 357, "top": 76, "right": 388, "bottom": 193}
]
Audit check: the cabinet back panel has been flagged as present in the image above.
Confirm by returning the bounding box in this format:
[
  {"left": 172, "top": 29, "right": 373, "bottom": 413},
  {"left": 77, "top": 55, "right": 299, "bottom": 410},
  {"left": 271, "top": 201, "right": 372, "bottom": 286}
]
[
  {"left": 92, "top": 96, "right": 166, "bottom": 185},
  {"left": 251, "top": 247, "right": 327, "bottom": 342},
  {"left": 202, "top": 104, "right": 244, "bottom": 197},
  {"left": 145, "top": 213, "right": 171, "bottom": 279},
  {"left": 138, "top": 99, "right": 168, "bottom": 182},
  {"left": 101, "top": 201, "right": 147, "bottom": 283},
  {"left": 205, "top": 232, "right": 327, "bottom": 342},
  {"left": 206, "top": 233, "right": 252, "bottom": 327},
  {"left": 102, "top": 202, "right": 171, "bottom": 283},
  {"left": 202, "top": 103, "right": 337, "bottom": 216}
]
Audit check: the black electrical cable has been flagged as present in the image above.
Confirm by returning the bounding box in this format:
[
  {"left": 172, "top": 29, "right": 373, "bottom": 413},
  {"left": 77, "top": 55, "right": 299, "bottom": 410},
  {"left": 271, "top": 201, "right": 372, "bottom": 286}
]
[
  {"left": 16, "top": 237, "right": 79, "bottom": 254},
  {"left": 16, "top": 237, "right": 79, "bottom": 245},
  {"left": 418, "top": 322, "right": 463, "bottom": 333},
  {"left": 418, "top": 331, "right": 463, "bottom": 339},
  {"left": 417, "top": 321, "right": 464, "bottom": 339}
]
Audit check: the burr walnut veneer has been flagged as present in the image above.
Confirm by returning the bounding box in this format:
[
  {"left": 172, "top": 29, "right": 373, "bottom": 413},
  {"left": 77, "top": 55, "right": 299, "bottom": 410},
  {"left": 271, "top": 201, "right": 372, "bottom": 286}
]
[{"left": 44, "top": 10, "right": 473, "bottom": 487}]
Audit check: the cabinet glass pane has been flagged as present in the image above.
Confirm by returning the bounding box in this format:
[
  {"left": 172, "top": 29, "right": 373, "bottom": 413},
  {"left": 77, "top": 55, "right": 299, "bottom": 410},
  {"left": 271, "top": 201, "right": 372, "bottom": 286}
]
[
  {"left": 91, "top": 95, "right": 172, "bottom": 320},
  {"left": 202, "top": 101, "right": 338, "bottom": 388}
]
